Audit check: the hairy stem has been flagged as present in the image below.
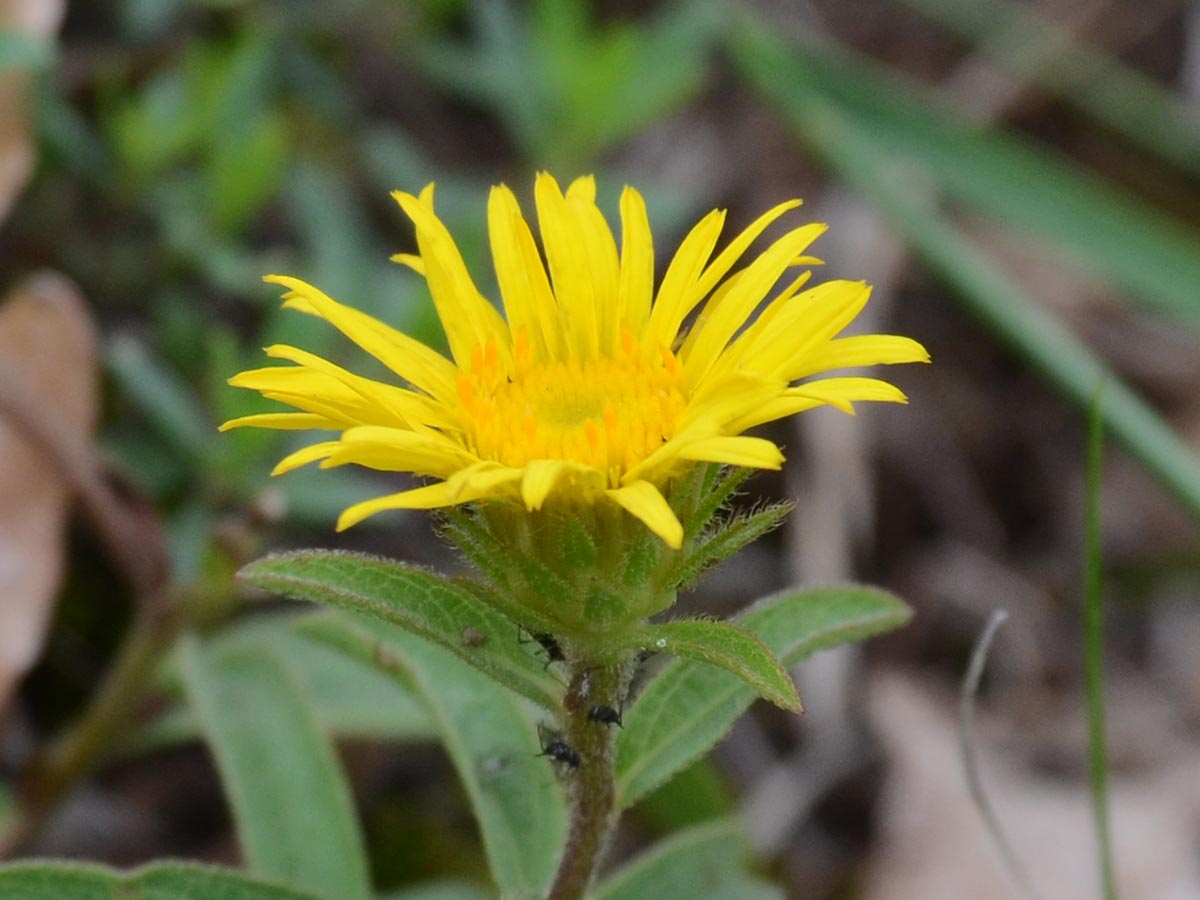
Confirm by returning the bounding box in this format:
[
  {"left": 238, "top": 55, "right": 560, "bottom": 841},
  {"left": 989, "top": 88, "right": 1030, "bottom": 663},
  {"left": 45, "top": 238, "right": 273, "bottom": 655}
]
[{"left": 547, "top": 662, "right": 623, "bottom": 900}]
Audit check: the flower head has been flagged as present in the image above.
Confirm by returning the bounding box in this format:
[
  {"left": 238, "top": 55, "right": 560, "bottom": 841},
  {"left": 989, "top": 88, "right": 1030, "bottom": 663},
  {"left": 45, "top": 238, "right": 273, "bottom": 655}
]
[{"left": 223, "top": 174, "right": 928, "bottom": 548}]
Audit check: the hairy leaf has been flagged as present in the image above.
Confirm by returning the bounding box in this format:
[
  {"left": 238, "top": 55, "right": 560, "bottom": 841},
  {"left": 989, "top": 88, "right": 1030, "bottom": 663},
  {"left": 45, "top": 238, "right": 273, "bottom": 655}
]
[
  {"left": 590, "top": 819, "right": 782, "bottom": 900},
  {"left": 616, "top": 586, "right": 910, "bottom": 808},
  {"left": 295, "top": 613, "right": 566, "bottom": 900},
  {"left": 131, "top": 615, "right": 432, "bottom": 754},
  {"left": 631, "top": 618, "right": 800, "bottom": 711},
  {"left": 672, "top": 502, "right": 792, "bottom": 590},
  {"left": 178, "top": 636, "right": 370, "bottom": 900},
  {"left": 239, "top": 551, "right": 562, "bottom": 712},
  {"left": 0, "top": 861, "right": 325, "bottom": 900}
]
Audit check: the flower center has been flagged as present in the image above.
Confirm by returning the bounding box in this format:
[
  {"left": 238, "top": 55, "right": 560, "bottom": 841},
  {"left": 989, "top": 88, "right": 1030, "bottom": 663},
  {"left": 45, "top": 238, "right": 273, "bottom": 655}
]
[{"left": 456, "top": 333, "right": 687, "bottom": 484}]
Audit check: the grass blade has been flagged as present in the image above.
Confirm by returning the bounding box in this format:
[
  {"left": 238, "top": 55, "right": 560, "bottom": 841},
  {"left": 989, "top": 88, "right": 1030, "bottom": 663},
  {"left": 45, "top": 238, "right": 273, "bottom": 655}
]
[
  {"left": 729, "top": 21, "right": 1200, "bottom": 329},
  {"left": 901, "top": 0, "right": 1200, "bottom": 178},
  {"left": 1085, "top": 389, "right": 1118, "bottom": 900},
  {"left": 958, "top": 611, "right": 1045, "bottom": 900},
  {"left": 730, "top": 40, "right": 1200, "bottom": 523}
]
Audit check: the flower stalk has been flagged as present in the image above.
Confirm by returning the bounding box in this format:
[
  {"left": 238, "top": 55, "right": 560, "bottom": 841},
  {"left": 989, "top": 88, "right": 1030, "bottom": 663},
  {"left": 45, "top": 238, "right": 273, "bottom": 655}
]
[{"left": 547, "top": 660, "right": 625, "bottom": 900}]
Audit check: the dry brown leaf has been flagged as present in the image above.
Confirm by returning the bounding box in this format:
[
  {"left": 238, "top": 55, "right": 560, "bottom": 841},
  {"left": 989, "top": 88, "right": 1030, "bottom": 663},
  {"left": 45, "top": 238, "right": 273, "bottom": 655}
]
[
  {"left": 861, "top": 672, "right": 1200, "bottom": 900},
  {"left": 0, "top": 272, "right": 98, "bottom": 717},
  {"left": 0, "top": 0, "right": 65, "bottom": 223}
]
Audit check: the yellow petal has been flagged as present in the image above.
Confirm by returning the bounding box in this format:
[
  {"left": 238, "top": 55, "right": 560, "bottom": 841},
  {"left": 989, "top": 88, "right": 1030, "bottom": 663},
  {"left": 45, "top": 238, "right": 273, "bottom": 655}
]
[
  {"left": 518, "top": 459, "right": 605, "bottom": 509},
  {"left": 649, "top": 200, "right": 805, "bottom": 350},
  {"left": 618, "top": 186, "right": 654, "bottom": 332},
  {"left": 336, "top": 462, "right": 521, "bottom": 530},
  {"left": 728, "top": 377, "right": 908, "bottom": 432},
  {"left": 266, "top": 274, "right": 457, "bottom": 403},
  {"left": 272, "top": 441, "right": 340, "bottom": 476},
  {"left": 692, "top": 200, "right": 804, "bottom": 301},
  {"left": 740, "top": 280, "right": 872, "bottom": 379},
  {"left": 457, "top": 464, "right": 523, "bottom": 500},
  {"left": 647, "top": 208, "right": 725, "bottom": 350},
  {"left": 620, "top": 419, "right": 718, "bottom": 485},
  {"left": 322, "top": 426, "right": 477, "bottom": 477},
  {"left": 262, "top": 345, "right": 448, "bottom": 429},
  {"left": 675, "top": 435, "right": 785, "bottom": 470},
  {"left": 567, "top": 187, "right": 621, "bottom": 355},
  {"left": 787, "top": 334, "right": 930, "bottom": 379},
  {"left": 535, "top": 172, "right": 599, "bottom": 359},
  {"left": 565, "top": 174, "right": 597, "bottom": 203},
  {"left": 337, "top": 482, "right": 454, "bottom": 529},
  {"left": 606, "top": 480, "right": 684, "bottom": 549},
  {"left": 678, "top": 373, "right": 780, "bottom": 432},
  {"left": 521, "top": 459, "right": 566, "bottom": 510},
  {"left": 229, "top": 366, "right": 386, "bottom": 425},
  {"left": 219, "top": 412, "right": 340, "bottom": 432},
  {"left": 683, "top": 223, "right": 826, "bottom": 388},
  {"left": 489, "top": 185, "right": 548, "bottom": 360},
  {"left": 392, "top": 187, "right": 512, "bottom": 368},
  {"left": 389, "top": 252, "right": 426, "bottom": 274}
]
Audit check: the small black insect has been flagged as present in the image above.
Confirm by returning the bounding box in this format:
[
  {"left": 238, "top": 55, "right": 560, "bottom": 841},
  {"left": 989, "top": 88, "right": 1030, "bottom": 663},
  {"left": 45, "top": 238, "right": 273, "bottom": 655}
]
[
  {"left": 519, "top": 628, "right": 565, "bottom": 666},
  {"left": 536, "top": 724, "right": 580, "bottom": 769},
  {"left": 533, "top": 632, "right": 564, "bottom": 662},
  {"left": 588, "top": 704, "right": 623, "bottom": 728}
]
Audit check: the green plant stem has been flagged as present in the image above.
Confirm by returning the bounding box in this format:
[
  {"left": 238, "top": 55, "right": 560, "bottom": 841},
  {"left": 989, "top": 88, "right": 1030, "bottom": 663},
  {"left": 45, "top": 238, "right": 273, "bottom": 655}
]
[
  {"left": 547, "top": 662, "right": 623, "bottom": 900},
  {"left": 1084, "top": 389, "right": 1118, "bottom": 900},
  {"left": 2, "top": 604, "right": 180, "bottom": 857}
]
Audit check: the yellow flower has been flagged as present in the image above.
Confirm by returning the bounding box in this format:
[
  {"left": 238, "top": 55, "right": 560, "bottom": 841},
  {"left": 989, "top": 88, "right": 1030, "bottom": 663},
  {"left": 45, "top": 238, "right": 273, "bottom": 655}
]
[{"left": 222, "top": 173, "right": 928, "bottom": 548}]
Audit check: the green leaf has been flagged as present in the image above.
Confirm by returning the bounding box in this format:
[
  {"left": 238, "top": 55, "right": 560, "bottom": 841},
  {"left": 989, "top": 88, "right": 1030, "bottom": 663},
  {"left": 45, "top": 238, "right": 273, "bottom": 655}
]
[
  {"left": 616, "top": 586, "right": 910, "bottom": 808},
  {"left": 208, "top": 111, "right": 288, "bottom": 231},
  {"left": 681, "top": 464, "right": 750, "bottom": 537},
  {"left": 106, "top": 334, "right": 213, "bottom": 461},
  {"left": 590, "top": 819, "right": 783, "bottom": 900},
  {"left": 130, "top": 615, "right": 433, "bottom": 755},
  {"left": 295, "top": 613, "right": 567, "bottom": 900},
  {"left": 633, "top": 619, "right": 800, "bottom": 711},
  {"left": 239, "top": 551, "right": 563, "bottom": 712},
  {"left": 416, "top": 0, "right": 719, "bottom": 168},
  {"left": 672, "top": 502, "right": 792, "bottom": 590},
  {"left": 379, "top": 880, "right": 494, "bottom": 900},
  {"left": 0, "top": 861, "right": 326, "bottom": 900},
  {"left": 635, "top": 760, "right": 734, "bottom": 831},
  {"left": 729, "top": 20, "right": 1200, "bottom": 329},
  {"left": 178, "top": 635, "right": 371, "bottom": 900}
]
